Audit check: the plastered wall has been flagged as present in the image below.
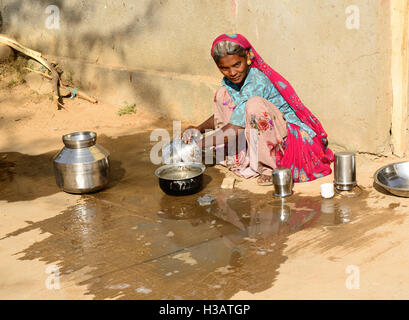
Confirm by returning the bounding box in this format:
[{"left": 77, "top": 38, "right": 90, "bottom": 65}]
[{"left": 0, "top": 0, "right": 394, "bottom": 154}]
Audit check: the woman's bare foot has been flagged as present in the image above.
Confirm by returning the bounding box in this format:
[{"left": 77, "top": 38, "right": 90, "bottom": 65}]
[{"left": 257, "top": 174, "right": 273, "bottom": 186}]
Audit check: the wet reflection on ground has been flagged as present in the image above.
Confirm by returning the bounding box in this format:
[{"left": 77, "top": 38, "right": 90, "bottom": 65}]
[{"left": 1, "top": 132, "right": 372, "bottom": 299}]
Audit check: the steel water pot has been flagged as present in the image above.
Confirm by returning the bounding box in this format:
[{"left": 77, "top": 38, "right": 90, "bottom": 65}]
[
  {"left": 162, "top": 137, "right": 202, "bottom": 164},
  {"left": 53, "top": 131, "right": 110, "bottom": 194}
]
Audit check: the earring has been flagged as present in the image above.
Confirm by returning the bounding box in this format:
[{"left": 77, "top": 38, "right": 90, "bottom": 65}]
[{"left": 247, "top": 60, "right": 251, "bottom": 65}]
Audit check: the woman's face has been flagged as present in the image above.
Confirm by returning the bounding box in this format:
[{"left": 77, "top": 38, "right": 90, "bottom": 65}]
[{"left": 216, "top": 53, "right": 250, "bottom": 84}]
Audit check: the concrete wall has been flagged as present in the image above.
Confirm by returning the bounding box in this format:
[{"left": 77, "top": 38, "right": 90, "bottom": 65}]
[{"left": 0, "top": 0, "right": 395, "bottom": 154}]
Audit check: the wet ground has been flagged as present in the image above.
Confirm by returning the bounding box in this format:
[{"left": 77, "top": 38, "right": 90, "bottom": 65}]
[{"left": 0, "top": 132, "right": 406, "bottom": 299}]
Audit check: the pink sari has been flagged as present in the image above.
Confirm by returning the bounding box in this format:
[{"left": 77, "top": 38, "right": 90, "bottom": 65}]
[{"left": 211, "top": 33, "right": 334, "bottom": 182}]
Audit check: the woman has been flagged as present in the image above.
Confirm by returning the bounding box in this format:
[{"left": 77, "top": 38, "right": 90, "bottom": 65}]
[{"left": 182, "top": 33, "right": 334, "bottom": 185}]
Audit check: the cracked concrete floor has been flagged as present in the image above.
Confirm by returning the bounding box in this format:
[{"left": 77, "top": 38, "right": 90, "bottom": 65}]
[{"left": 1, "top": 131, "right": 409, "bottom": 299}]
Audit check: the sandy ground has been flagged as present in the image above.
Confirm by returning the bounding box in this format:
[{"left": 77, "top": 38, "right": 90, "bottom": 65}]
[
  {"left": 0, "top": 58, "right": 162, "bottom": 155},
  {"left": 0, "top": 62, "right": 162, "bottom": 299},
  {"left": 1, "top": 62, "right": 409, "bottom": 299},
  {"left": 230, "top": 155, "right": 409, "bottom": 299}
]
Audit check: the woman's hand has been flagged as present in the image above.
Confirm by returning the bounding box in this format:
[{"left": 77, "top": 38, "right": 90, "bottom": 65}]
[
  {"left": 181, "top": 115, "right": 215, "bottom": 144},
  {"left": 181, "top": 126, "right": 201, "bottom": 144}
]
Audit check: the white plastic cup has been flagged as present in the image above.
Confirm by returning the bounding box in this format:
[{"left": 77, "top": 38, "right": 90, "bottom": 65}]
[{"left": 320, "top": 183, "right": 335, "bottom": 199}]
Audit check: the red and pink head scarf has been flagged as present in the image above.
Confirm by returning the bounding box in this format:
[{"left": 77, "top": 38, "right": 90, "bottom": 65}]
[{"left": 211, "top": 33, "right": 328, "bottom": 142}]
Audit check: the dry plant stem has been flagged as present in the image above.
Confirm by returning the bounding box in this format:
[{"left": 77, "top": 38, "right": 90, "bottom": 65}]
[
  {"left": 0, "top": 34, "right": 98, "bottom": 105},
  {"left": 24, "top": 67, "right": 97, "bottom": 104},
  {"left": 0, "top": 34, "right": 62, "bottom": 109}
]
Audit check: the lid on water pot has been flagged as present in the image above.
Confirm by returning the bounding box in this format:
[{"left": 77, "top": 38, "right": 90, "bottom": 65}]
[{"left": 62, "top": 131, "right": 97, "bottom": 149}]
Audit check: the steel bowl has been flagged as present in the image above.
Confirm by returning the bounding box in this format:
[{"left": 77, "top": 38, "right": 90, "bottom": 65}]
[
  {"left": 155, "top": 162, "right": 206, "bottom": 196},
  {"left": 62, "top": 131, "right": 97, "bottom": 149},
  {"left": 374, "top": 161, "right": 409, "bottom": 197}
]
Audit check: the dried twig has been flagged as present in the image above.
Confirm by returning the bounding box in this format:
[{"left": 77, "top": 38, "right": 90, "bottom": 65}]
[
  {"left": 24, "top": 67, "right": 97, "bottom": 103},
  {"left": 0, "top": 34, "right": 61, "bottom": 109},
  {"left": 0, "top": 34, "right": 97, "bottom": 108}
]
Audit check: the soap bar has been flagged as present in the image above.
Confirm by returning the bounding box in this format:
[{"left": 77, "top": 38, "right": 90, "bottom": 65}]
[{"left": 221, "top": 177, "right": 235, "bottom": 189}]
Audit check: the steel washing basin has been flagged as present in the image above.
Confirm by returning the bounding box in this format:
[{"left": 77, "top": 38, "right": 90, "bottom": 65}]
[{"left": 374, "top": 161, "right": 409, "bottom": 197}]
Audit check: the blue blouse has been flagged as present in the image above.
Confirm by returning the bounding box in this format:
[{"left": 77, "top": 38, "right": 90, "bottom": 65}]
[{"left": 222, "top": 67, "right": 316, "bottom": 138}]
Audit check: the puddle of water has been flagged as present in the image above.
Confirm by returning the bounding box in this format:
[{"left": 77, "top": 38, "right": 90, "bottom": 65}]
[{"left": 0, "top": 131, "right": 399, "bottom": 299}]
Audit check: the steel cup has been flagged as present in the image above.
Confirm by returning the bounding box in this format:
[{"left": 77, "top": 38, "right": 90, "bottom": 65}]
[
  {"left": 272, "top": 167, "right": 293, "bottom": 197},
  {"left": 334, "top": 152, "right": 356, "bottom": 191}
]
